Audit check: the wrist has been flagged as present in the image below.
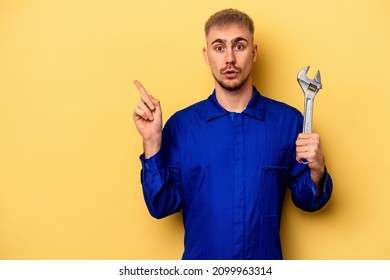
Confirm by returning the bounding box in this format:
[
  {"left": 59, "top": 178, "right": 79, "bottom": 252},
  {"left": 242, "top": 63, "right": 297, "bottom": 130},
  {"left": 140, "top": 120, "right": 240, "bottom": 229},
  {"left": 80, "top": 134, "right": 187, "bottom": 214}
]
[
  {"left": 143, "top": 134, "right": 162, "bottom": 159},
  {"left": 310, "top": 166, "right": 325, "bottom": 188}
]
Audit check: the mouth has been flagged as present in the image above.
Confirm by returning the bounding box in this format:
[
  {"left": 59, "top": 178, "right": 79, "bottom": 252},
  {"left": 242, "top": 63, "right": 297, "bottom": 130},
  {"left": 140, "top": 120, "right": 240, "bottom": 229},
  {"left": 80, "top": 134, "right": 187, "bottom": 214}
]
[{"left": 221, "top": 67, "right": 241, "bottom": 78}]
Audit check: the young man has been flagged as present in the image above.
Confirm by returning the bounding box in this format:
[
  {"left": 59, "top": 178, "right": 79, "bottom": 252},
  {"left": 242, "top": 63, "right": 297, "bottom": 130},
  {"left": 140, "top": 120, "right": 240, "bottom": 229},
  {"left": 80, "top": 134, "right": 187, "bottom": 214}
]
[{"left": 133, "top": 9, "right": 332, "bottom": 260}]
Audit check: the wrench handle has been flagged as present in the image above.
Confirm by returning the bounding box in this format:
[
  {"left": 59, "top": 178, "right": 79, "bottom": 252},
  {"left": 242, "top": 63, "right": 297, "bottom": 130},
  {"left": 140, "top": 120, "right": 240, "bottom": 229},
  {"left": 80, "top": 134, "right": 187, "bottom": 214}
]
[
  {"left": 301, "top": 96, "right": 315, "bottom": 164},
  {"left": 303, "top": 97, "right": 314, "bottom": 133}
]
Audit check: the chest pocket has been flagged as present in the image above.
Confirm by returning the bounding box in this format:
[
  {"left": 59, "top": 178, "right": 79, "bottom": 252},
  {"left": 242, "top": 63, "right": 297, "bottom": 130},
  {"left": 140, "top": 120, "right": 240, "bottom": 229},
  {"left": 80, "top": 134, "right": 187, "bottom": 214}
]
[
  {"left": 260, "top": 151, "right": 292, "bottom": 170},
  {"left": 258, "top": 151, "right": 292, "bottom": 210}
]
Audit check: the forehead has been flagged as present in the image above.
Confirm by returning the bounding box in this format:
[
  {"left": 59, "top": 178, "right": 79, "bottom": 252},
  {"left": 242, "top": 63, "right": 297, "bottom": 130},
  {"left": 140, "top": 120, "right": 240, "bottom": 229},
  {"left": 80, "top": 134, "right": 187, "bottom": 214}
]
[{"left": 206, "top": 23, "right": 253, "bottom": 45}]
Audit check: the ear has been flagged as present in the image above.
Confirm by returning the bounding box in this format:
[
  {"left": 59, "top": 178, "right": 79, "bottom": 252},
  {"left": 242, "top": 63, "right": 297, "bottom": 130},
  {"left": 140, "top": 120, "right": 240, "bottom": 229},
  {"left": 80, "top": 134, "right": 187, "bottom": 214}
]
[
  {"left": 252, "top": 44, "right": 258, "bottom": 63},
  {"left": 203, "top": 47, "right": 210, "bottom": 65}
]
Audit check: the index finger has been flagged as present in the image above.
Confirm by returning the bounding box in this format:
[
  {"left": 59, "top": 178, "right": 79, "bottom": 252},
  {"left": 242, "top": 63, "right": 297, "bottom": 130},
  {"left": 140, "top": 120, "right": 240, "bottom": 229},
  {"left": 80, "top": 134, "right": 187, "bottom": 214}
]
[
  {"left": 133, "top": 80, "right": 156, "bottom": 110},
  {"left": 134, "top": 80, "right": 149, "bottom": 96},
  {"left": 297, "top": 132, "right": 311, "bottom": 139}
]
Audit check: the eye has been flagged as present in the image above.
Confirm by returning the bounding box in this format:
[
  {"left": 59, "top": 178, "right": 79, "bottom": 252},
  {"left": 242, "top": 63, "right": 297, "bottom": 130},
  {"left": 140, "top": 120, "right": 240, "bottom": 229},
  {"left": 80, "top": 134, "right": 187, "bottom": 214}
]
[
  {"left": 234, "top": 44, "right": 245, "bottom": 51},
  {"left": 214, "top": 45, "right": 224, "bottom": 52}
]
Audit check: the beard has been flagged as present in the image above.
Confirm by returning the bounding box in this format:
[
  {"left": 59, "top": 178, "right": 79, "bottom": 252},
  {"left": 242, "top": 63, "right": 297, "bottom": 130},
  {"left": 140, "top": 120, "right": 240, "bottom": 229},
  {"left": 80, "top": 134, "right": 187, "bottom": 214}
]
[{"left": 212, "top": 67, "right": 251, "bottom": 92}]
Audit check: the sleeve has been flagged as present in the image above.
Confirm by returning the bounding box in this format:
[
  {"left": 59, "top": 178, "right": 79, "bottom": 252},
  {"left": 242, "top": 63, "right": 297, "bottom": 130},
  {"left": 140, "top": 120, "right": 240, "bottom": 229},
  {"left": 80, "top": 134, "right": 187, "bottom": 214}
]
[
  {"left": 288, "top": 162, "right": 333, "bottom": 212},
  {"left": 139, "top": 116, "right": 183, "bottom": 219},
  {"left": 287, "top": 110, "right": 333, "bottom": 212}
]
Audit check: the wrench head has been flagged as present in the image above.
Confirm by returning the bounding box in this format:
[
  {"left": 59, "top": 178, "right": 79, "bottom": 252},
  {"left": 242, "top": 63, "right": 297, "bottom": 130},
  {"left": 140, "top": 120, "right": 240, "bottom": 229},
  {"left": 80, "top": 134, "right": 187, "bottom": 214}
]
[{"left": 297, "top": 66, "right": 322, "bottom": 94}]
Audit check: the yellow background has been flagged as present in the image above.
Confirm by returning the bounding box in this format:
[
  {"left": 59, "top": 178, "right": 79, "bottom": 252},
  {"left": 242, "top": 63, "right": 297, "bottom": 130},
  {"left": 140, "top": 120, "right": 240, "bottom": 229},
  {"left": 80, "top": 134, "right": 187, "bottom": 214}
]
[{"left": 1, "top": 0, "right": 389, "bottom": 259}]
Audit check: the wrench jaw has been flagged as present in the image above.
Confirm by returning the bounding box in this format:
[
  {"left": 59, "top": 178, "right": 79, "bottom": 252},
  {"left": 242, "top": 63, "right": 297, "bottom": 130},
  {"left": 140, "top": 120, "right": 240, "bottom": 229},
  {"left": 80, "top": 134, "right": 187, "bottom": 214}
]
[
  {"left": 297, "top": 66, "right": 322, "bottom": 95},
  {"left": 297, "top": 66, "right": 310, "bottom": 82},
  {"left": 297, "top": 66, "right": 322, "bottom": 83},
  {"left": 314, "top": 70, "right": 321, "bottom": 84}
]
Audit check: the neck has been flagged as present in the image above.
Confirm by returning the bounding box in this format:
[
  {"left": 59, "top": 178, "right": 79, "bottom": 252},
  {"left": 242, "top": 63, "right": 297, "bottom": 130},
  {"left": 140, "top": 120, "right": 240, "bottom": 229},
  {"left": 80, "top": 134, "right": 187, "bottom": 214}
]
[{"left": 215, "top": 79, "right": 253, "bottom": 113}]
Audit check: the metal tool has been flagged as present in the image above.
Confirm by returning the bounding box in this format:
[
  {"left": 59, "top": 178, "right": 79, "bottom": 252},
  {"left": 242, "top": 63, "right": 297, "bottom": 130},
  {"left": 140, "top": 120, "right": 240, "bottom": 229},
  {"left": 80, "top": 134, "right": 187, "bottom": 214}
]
[{"left": 297, "top": 66, "right": 323, "bottom": 164}]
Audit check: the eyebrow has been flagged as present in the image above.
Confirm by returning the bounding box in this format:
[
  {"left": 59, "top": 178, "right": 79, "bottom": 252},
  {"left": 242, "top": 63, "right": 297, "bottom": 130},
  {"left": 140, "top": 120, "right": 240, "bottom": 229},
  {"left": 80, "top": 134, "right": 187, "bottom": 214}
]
[{"left": 211, "top": 36, "right": 249, "bottom": 45}]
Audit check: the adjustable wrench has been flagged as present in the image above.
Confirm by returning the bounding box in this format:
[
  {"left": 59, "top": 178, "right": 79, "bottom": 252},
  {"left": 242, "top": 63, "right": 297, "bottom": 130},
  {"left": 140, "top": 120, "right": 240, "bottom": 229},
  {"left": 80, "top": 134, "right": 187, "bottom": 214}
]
[{"left": 297, "top": 66, "right": 322, "bottom": 163}]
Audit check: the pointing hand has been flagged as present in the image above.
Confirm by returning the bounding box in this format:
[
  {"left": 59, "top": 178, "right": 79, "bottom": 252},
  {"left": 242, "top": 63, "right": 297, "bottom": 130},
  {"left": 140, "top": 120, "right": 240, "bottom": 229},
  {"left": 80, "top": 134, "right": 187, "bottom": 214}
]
[{"left": 133, "top": 80, "right": 162, "bottom": 158}]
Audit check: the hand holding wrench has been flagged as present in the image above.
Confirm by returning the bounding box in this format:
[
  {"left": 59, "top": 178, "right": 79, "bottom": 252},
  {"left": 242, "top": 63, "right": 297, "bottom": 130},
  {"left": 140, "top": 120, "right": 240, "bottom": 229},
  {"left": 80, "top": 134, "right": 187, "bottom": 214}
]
[{"left": 297, "top": 66, "right": 322, "bottom": 164}]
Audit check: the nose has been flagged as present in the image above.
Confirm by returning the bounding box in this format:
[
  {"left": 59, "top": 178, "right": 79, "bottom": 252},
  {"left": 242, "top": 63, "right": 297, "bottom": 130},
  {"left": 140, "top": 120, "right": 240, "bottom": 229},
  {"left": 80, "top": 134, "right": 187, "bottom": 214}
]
[{"left": 225, "top": 48, "right": 236, "bottom": 65}]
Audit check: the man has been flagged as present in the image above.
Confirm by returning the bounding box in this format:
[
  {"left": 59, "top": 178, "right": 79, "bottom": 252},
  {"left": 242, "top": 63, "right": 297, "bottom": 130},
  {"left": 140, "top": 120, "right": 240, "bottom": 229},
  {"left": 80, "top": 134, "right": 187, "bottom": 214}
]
[{"left": 133, "top": 9, "right": 332, "bottom": 260}]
